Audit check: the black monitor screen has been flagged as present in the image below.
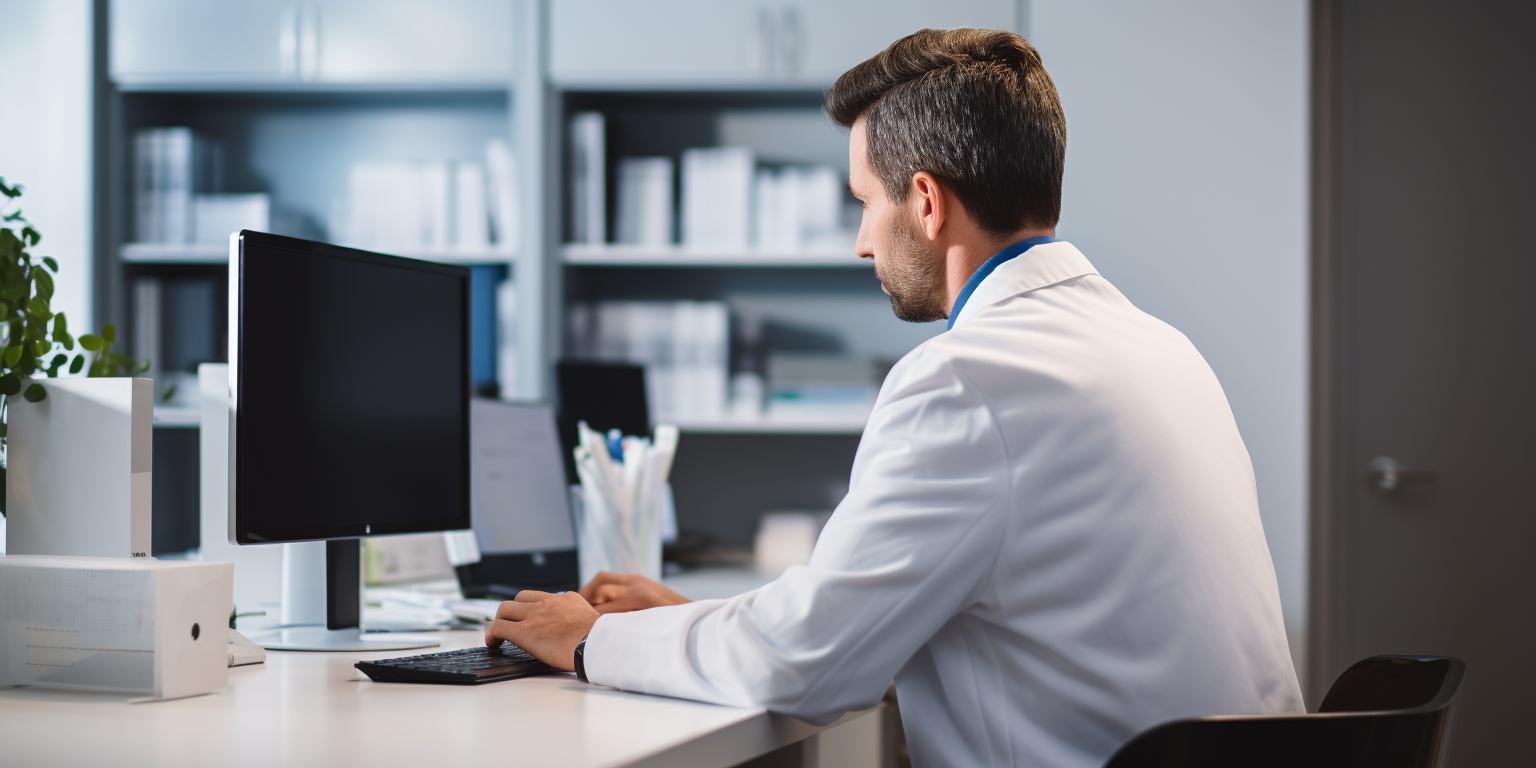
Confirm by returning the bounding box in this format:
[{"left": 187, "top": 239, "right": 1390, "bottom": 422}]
[{"left": 232, "top": 232, "right": 470, "bottom": 543}]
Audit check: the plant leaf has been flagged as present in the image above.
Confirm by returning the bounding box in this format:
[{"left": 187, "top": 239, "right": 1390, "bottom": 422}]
[
  {"left": 23, "top": 382, "right": 45, "bottom": 402},
  {"left": 32, "top": 340, "right": 49, "bottom": 356},
  {"left": 42, "top": 256, "right": 57, "bottom": 272},
  {"left": 3, "top": 345, "right": 20, "bottom": 367},
  {"left": 22, "top": 227, "right": 39, "bottom": 247},
  {"left": 33, "top": 268, "right": 53, "bottom": 300},
  {"left": 101, "top": 323, "right": 116, "bottom": 344},
  {"left": 0, "top": 373, "right": 19, "bottom": 396},
  {"left": 78, "top": 334, "right": 103, "bottom": 352},
  {"left": 68, "top": 353, "right": 84, "bottom": 374},
  {"left": 0, "top": 284, "right": 25, "bottom": 300}
]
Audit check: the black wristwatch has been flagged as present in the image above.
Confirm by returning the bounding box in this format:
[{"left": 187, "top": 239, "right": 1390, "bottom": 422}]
[{"left": 573, "top": 636, "right": 589, "bottom": 683}]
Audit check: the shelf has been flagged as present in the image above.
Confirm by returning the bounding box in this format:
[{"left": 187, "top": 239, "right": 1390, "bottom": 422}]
[
  {"left": 670, "top": 413, "right": 868, "bottom": 435},
  {"left": 563, "top": 244, "right": 867, "bottom": 268},
  {"left": 153, "top": 406, "right": 201, "bottom": 428},
  {"left": 114, "top": 80, "right": 513, "bottom": 95},
  {"left": 121, "top": 243, "right": 517, "bottom": 265}
]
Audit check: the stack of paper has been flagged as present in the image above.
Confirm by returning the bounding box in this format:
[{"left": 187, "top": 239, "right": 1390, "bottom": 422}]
[
  {"left": 615, "top": 157, "right": 674, "bottom": 246},
  {"left": 575, "top": 300, "right": 729, "bottom": 422},
  {"left": 682, "top": 147, "right": 755, "bottom": 250},
  {"left": 571, "top": 421, "right": 679, "bottom": 583}
]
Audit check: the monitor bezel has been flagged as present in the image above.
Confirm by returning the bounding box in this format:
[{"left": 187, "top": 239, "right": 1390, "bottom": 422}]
[{"left": 229, "top": 230, "right": 473, "bottom": 545}]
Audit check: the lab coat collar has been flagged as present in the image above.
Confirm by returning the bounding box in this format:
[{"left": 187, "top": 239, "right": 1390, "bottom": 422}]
[{"left": 947, "top": 239, "right": 1097, "bottom": 330}]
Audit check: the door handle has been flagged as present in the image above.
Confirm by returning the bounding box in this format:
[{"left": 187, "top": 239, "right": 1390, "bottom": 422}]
[{"left": 1366, "top": 456, "right": 1437, "bottom": 496}]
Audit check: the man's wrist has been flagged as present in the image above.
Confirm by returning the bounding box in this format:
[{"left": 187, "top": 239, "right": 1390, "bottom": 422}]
[{"left": 573, "top": 635, "right": 589, "bottom": 682}]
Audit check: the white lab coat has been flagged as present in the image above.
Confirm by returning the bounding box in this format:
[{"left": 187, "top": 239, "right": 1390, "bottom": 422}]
[{"left": 584, "top": 241, "right": 1303, "bottom": 767}]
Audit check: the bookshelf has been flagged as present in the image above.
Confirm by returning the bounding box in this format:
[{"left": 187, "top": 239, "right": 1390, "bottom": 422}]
[{"left": 97, "top": 0, "right": 1018, "bottom": 555}]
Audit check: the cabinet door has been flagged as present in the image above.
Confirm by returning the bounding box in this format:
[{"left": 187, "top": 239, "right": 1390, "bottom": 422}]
[
  {"left": 111, "top": 0, "right": 290, "bottom": 85},
  {"left": 793, "top": 0, "right": 1020, "bottom": 83},
  {"left": 313, "top": 0, "right": 514, "bottom": 84},
  {"left": 550, "top": 0, "right": 767, "bottom": 86},
  {"left": 550, "top": 0, "right": 1020, "bottom": 88}
]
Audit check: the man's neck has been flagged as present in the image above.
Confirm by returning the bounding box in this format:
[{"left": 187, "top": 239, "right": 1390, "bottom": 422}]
[{"left": 944, "top": 227, "right": 1057, "bottom": 309}]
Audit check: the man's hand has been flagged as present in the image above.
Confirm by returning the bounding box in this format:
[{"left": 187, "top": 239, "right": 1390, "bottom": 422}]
[
  {"left": 578, "top": 571, "right": 692, "bottom": 614},
  {"left": 483, "top": 590, "right": 599, "bottom": 672}
]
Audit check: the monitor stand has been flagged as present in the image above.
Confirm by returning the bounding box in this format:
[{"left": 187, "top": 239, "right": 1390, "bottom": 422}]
[{"left": 248, "top": 540, "right": 441, "bottom": 652}]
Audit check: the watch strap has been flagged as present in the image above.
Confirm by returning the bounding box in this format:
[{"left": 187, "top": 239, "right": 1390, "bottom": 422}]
[{"left": 573, "top": 637, "right": 589, "bottom": 683}]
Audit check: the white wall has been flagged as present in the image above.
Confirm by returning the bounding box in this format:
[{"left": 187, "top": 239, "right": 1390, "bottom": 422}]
[
  {"left": 0, "top": 0, "right": 95, "bottom": 333},
  {"left": 1030, "top": 1, "right": 1309, "bottom": 676}
]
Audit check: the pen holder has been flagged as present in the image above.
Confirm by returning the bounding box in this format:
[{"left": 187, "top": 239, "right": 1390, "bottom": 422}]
[
  {"left": 570, "top": 422, "right": 678, "bottom": 586},
  {"left": 573, "top": 484, "right": 662, "bottom": 585}
]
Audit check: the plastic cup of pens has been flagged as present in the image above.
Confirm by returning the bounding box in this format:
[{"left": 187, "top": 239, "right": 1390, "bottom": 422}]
[{"left": 572, "top": 421, "right": 679, "bottom": 585}]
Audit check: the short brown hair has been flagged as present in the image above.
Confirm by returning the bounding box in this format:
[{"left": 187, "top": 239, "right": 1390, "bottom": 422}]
[{"left": 826, "top": 28, "right": 1066, "bottom": 234}]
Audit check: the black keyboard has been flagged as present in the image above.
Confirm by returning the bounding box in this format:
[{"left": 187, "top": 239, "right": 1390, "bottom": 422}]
[{"left": 355, "top": 641, "right": 554, "bottom": 685}]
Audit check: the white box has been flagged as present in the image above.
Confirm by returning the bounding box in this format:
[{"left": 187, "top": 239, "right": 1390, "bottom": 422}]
[
  {"left": 6, "top": 378, "right": 153, "bottom": 559},
  {"left": 0, "top": 555, "right": 232, "bottom": 700},
  {"left": 193, "top": 193, "right": 270, "bottom": 245}
]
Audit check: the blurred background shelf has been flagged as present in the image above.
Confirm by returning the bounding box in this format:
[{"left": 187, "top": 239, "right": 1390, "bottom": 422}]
[
  {"left": 671, "top": 413, "right": 869, "bottom": 435},
  {"left": 562, "top": 244, "right": 866, "bottom": 268},
  {"left": 122, "top": 242, "right": 516, "bottom": 265}
]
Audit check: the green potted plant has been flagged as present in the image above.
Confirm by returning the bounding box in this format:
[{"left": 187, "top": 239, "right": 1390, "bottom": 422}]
[{"left": 0, "top": 177, "right": 147, "bottom": 516}]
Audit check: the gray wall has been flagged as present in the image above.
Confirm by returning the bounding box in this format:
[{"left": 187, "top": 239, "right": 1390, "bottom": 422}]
[
  {"left": 1031, "top": 0, "right": 1310, "bottom": 674},
  {"left": 0, "top": 0, "right": 94, "bottom": 332}
]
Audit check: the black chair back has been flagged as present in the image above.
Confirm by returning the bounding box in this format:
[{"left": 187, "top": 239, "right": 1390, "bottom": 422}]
[{"left": 1102, "top": 655, "right": 1465, "bottom": 768}]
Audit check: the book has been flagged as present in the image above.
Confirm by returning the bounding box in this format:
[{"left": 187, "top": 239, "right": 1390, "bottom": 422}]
[
  {"left": 453, "top": 162, "right": 490, "bottom": 250},
  {"left": 133, "top": 127, "right": 222, "bottom": 244},
  {"left": 567, "top": 300, "right": 730, "bottom": 421},
  {"left": 570, "top": 112, "right": 606, "bottom": 245},
  {"left": 484, "top": 139, "right": 519, "bottom": 249},
  {"left": 682, "top": 147, "right": 754, "bottom": 250},
  {"left": 615, "top": 157, "right": 675, "bottom": 246}
]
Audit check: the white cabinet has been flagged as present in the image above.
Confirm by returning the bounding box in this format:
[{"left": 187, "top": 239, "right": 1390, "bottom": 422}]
[
  {"left": 550, "top": 0, "right": 1020, "bottom": 88},
  {"left": 110, "top": 0, "right": 514, "bottom": 87},
  {"left": 311, "top": 1, "right": 514, "bottom": 84},
  {"left": 111, "top": 1, "right": 290, "bottom": 85},
  {"left": 794, "top": 0, "right": 1020, "bottom": 83}
]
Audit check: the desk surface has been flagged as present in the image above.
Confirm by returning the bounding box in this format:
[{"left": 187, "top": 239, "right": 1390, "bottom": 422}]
[{"left": 0, "top": 629, "right": 859, "bottom": 768}]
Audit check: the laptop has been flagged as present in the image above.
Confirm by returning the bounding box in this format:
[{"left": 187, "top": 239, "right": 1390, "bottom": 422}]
[{"left": 455, "top": 399, "right": 580, "bottom": 598}]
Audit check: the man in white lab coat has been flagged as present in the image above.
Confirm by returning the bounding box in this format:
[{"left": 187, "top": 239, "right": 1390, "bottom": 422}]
[{"left": 488, "top": 28, "right": 1303, "bottom": 767}]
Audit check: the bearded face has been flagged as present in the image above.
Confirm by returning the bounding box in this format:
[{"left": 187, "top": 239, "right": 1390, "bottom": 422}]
[{"left": 874, "top": 210, "right": 949, "bottom": 324}]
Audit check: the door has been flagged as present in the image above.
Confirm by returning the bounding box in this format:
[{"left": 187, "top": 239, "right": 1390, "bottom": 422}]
[{"left": 1311, "top": 1, "right": 1536, "bottom": 765}]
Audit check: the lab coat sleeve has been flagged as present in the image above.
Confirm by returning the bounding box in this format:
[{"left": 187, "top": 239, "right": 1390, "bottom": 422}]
[{"left": 583, "top": 349, "right": 1011, "bottom": 721}]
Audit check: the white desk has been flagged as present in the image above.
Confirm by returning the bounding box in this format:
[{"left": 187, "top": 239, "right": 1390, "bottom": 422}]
[{"left": 0, "top": 629, "right": 875, "bottom": 767}]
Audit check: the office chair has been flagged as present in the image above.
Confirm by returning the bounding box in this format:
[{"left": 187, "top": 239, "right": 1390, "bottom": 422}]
[{"left": 1103, "top": 655, "right": 1465, "bottom": 768}]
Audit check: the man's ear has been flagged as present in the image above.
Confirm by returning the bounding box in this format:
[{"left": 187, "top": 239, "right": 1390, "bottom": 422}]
[{"left": 909, "top": 171, "right": 947, "bottom": 241}]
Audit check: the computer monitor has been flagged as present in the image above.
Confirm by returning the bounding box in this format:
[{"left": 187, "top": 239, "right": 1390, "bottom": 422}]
[
  {"left": 228, "top": 231, "right": 470, "bottom": 651},
  {"left": 456, "top": 400, "right": 579, "bottom": 598}
]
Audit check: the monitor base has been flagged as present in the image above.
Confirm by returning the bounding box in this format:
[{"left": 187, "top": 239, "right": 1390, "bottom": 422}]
[{"left": 249, "top": 626, "right": 441, "bottom": 652}]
